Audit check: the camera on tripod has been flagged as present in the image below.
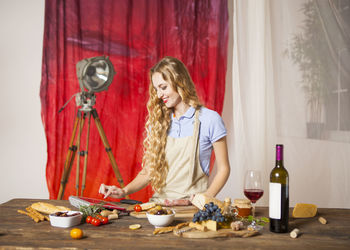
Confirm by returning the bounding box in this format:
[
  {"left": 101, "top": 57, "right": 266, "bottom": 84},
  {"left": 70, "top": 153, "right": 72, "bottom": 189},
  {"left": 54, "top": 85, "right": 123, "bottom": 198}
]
[{"left": 57, "top": 55, "right": 127, "bottom": 200}]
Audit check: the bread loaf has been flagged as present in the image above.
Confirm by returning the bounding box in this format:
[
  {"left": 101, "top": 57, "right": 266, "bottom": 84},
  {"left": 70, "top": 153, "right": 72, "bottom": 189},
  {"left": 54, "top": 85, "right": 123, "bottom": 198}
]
[
  {"left": 191, "top": 193, "right": 225, "bottom": 210},
  {"left": 31, "top": 202, "right": 71, "bottom": 215},
  {"left": 140, "top": 202, "right": 156, "bottom": 210}
]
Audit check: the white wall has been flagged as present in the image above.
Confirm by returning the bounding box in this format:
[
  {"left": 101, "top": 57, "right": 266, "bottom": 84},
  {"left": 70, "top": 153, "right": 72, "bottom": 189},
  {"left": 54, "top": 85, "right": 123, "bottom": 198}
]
[{"left": 0, "top": 0, "right": 48, "bottom": 203}]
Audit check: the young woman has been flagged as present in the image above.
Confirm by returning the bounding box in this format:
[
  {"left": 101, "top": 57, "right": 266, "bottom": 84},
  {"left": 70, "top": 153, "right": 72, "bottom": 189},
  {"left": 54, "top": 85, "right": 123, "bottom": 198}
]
[{"left": 99, "top": 56, "right": 230, "bottom": 205}]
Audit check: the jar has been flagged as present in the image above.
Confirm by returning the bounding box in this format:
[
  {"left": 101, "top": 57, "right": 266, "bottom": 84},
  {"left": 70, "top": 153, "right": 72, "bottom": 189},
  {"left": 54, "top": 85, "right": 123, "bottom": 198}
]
[{"left": 233, "top": 199, "right": 252, "bottom": 218}]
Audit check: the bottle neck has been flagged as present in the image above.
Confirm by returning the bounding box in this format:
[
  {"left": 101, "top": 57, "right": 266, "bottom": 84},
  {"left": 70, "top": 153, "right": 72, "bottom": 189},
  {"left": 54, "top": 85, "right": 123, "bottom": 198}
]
[
  {"left": 275, "top": 145, "right": 284, "bottom": 167},
  {"left": 275, "top": 160, "right": 284, "bottom": 168}
]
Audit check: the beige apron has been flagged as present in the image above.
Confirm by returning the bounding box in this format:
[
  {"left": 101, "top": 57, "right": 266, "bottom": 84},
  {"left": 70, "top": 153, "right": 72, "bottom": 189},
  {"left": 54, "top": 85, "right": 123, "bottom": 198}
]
[{"left": 150, "top": 110, "right": 208, "bottom": 203}]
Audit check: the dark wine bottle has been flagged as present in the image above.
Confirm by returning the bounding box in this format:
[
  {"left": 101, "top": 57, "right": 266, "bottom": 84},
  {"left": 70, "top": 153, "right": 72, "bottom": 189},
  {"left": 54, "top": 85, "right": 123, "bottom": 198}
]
[{"left": 269, "top": 144, "right": 289, "bottom": 233}]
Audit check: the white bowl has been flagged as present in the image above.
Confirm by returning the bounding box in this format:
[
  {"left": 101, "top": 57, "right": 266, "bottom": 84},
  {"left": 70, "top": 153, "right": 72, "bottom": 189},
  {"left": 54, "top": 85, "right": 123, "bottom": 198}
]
[
  {"left": 49, "top": 211, "right": 83, "bottom": 228},
  {"left": 146, "top": 210, "right": 175, "bottom": 228}
]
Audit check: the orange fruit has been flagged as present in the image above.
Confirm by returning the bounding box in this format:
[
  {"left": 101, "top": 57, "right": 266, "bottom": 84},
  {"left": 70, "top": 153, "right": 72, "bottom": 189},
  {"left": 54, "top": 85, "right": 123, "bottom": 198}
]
[{"left": 70, "top": 228, "right": 83, "bottom": 239}]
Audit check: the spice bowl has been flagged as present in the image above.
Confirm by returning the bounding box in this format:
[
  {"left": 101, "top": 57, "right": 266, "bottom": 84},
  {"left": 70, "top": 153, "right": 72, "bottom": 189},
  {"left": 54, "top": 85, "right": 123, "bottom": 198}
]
[{"left": 49, "top": 211, "right": 83, "bottom": 228}]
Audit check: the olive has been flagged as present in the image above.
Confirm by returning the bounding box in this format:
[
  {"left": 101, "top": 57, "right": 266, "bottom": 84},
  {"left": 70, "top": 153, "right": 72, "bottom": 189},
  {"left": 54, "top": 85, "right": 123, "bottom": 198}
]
[{"left": 156, "top": 210, "right": 165, "bottom": 215}]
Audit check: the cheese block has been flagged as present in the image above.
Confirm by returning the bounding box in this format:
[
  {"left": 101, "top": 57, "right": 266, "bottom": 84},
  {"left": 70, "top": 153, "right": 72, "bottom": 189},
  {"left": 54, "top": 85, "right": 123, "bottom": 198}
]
[
  {"left": 189, "top": 222, "right": 208, "bottom": 232},
  {"left": 189, "top": 220, "right": 218, "bottom": 232},
  {"left": 292, "top": 203, "right": 317, "bottom": 218},
  {"left": 201, "top": 220, "right": 218, "bottom": 231},
  {"left": 191, "top": 194, "right": 225, "bottom": 210}
]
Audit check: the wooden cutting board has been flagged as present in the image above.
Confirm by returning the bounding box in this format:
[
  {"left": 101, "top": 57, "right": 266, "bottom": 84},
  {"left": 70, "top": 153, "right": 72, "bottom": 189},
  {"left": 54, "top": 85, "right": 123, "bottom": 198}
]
[
  {"left": 176, "top": 228, "right": 259, "bottom": 238},
  {"left": 130, "top": 205, "right": 198, "bottom": 218}
]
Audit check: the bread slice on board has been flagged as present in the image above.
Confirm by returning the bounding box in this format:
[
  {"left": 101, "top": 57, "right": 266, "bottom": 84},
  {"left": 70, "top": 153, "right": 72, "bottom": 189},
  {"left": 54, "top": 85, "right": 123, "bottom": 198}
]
[{"left": 31, "top": 202, "right": 71, "bottom": 214}]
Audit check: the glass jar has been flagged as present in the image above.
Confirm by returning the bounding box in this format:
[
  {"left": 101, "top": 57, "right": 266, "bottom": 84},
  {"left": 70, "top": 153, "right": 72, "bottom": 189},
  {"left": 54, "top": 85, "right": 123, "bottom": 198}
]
[{"left": 233, "top": 198, "right": 252, "bottom": 218}]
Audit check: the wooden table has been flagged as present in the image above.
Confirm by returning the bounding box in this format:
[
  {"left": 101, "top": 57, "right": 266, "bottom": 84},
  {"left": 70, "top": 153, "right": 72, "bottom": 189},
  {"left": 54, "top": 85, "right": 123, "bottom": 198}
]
[{"left": 0, "top": 199, "right": 349, "bottom": 249}]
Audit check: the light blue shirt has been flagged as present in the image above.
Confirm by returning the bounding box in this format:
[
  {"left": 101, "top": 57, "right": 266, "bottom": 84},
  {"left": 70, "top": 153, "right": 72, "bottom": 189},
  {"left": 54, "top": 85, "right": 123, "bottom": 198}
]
[{"left": 168, "top": 106, "right": 227, "bottom": 175}]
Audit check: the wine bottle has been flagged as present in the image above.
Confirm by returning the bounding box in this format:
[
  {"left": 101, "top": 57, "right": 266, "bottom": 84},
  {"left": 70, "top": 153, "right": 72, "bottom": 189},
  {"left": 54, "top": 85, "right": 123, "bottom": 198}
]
[{"left": 269, "top": 144, "right": 289, "bottom": 233}]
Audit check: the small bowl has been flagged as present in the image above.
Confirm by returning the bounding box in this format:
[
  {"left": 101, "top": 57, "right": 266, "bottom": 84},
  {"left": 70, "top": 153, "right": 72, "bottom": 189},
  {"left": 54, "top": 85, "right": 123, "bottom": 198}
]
[
  {"left": 146, "top": 210, "right": 175, "bottom": 228},
  {"left": 49, "top": 211, "right": 83, "bottom": 228}
]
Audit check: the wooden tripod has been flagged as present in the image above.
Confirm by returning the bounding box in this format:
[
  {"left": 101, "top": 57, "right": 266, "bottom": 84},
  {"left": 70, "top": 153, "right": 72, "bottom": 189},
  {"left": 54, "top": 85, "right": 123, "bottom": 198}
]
[{"left": 57, "top": 108, "right": 128, "bottom": 199}]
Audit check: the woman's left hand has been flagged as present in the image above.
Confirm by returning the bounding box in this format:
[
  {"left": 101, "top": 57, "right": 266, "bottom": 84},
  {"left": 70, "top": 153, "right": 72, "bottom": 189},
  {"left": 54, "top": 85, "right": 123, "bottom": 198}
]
[{"left": 163, "top": 194, "right": 195, "bottom": 206}]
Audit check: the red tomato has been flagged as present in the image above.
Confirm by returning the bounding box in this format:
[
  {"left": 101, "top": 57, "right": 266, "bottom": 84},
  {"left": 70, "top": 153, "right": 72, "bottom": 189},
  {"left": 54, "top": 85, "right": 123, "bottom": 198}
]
[
  {"left": 100, "top": 216, "right": 109, "bottom": 225},
  {"left": 86, "top": 216, "right": 92, "bottom": 224},
  {"left": 91, "top": 218, "right": 101, "bottom": 226},
  {"left": 134, "top": 204, "right": 142, "bottom": 212}
]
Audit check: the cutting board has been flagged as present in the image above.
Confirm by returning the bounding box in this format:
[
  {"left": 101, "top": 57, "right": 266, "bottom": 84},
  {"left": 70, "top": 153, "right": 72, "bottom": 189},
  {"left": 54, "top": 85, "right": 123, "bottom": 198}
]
[
  {"left": 130, "top": 205, "right": 198, "bottom": 218},
  {"left": 175, "top": 228, "right": 259, "bottom": 238}
]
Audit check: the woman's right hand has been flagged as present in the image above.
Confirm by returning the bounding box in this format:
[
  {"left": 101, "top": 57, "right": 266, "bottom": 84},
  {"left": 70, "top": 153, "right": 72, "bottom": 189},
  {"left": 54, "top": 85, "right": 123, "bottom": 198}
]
[{"left": 98, "top": 183, "right": 126, "bottom": 199}]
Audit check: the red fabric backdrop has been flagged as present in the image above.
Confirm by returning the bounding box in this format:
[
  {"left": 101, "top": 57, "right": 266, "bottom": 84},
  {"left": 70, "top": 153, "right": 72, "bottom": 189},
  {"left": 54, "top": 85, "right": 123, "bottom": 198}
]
[{"left": 40, "top": 0, "right": 229, "bottom": 202}]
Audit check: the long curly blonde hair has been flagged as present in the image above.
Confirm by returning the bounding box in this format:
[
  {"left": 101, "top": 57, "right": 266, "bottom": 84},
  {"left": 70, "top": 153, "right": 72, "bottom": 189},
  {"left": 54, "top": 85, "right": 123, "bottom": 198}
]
[{"left": 142, "top": 56, "right": 202, "bottom": 193}]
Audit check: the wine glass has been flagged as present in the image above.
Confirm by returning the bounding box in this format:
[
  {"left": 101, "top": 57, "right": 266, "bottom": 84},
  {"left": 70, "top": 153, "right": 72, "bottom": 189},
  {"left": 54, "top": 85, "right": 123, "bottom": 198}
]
[{"left": 244, "top": 170, "right": 264, "bottom": 218}]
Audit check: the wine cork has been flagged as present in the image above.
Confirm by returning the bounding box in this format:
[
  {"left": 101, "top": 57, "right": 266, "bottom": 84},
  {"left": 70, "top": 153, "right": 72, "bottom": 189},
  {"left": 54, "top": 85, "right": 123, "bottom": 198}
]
[
  {"left": 318, "top": 216, "right": 327, "bottom": 224},
  {"left": 290, "top": 228, "right": 300, "bottom": 238}
]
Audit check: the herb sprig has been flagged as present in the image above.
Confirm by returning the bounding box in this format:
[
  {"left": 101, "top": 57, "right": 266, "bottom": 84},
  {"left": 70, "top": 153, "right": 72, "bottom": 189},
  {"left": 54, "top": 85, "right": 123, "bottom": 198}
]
[
  {"left": 241, "top": 215, "right": 270, "bottom": 226},
  {"left": 79, "top": 203, "right": 105, "bottom": 220}
]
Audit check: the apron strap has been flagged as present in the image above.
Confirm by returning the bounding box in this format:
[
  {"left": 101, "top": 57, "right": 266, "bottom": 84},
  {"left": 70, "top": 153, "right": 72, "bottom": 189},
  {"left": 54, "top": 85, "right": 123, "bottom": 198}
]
[{"left": 188, "top": 109, "right": 200, "bottom": 186}]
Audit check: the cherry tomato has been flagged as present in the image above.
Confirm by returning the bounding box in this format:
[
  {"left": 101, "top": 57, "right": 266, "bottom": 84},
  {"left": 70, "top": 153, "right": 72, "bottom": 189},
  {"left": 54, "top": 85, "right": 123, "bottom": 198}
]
[
  {"left": 134, "top": 204, "right": 142, "bottom": 212},
  {"left": 70, "top": 228, "right": 83, "bottom": 239},
  {"left": 91, "top": 217, "right": 101, "bottom": 226},
  {"left": 95, "top": 214, "right": 108, "bottom": 225},
  {"left": 100, "top": 216, "right": 109, "bottom": 225},
  {"left": 86, "top": 215, "right": 92, "bottom": 224}
]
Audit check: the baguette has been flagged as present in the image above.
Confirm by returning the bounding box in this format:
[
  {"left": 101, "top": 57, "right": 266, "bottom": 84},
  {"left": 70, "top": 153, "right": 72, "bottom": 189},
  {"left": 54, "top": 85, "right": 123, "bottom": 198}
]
[
  {"left": 153, "top": 226, "right": 175, "bottom": 235},
  {"left": 153, "top": 222, "right": 189, "bottom": 235}
]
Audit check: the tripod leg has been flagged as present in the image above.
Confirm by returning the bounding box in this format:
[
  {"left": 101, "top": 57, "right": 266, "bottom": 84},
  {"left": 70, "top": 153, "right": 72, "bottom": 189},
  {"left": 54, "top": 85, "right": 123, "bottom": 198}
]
[
  {"left": 81, "top": 112, "right": 91, "bottom": 196},
  {"left": 57, "top": 110, "right": 80, "bottom": 200},
  {"left": 91, "top": 109, "right": 129, "bottom": 199},
  {"left": 75, "top": 112, "right": 86, "bottom": 196}
]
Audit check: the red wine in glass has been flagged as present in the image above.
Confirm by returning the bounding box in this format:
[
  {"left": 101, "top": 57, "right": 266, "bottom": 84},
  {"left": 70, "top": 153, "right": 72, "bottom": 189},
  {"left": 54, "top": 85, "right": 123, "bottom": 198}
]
[
  {"left": 244, "top": 189, "right": 264, "bottom": 203},
  {"left": 244, "top": 170, "right": 264, "bottom": 218}
]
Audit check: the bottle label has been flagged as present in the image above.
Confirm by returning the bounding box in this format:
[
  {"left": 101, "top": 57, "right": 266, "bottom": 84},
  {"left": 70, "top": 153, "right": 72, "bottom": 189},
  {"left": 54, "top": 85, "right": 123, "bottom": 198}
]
[{"left": 269, "top": 182, "right": 281, "bottom": 219}]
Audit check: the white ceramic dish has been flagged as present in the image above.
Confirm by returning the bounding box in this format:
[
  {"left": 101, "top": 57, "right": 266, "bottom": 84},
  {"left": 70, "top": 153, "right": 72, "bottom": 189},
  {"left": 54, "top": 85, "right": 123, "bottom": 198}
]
[
  {"left": 49, "top": 211, "right": 83, "bottom": 228},
  {"left": 146, "top": 210, "right": 175, "bottom": 228}
]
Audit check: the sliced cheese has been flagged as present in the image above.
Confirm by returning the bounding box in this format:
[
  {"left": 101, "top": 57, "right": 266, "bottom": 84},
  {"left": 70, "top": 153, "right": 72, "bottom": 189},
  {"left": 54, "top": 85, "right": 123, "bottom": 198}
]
[
  {"left": 292, "top": 203, "right": 317, "bottom": 218},
  {"left": 129, "top": 224, "right": 141, "bottom": 230}
]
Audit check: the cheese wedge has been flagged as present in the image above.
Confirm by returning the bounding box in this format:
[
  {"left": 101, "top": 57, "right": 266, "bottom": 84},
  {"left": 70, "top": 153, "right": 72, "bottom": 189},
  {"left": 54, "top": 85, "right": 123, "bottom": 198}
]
[
  {"left": 292, "top": 203, "right": 317, "bottom": 218},
  {"left": 201, "top": 220, "right": 218, "bottom": 231}
]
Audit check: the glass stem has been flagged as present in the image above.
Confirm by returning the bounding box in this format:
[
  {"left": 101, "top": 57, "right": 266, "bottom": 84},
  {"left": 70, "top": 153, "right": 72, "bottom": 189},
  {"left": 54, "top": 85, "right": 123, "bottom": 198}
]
[{"left": 252, "top": 203, "right": 256, "bottom": 217}]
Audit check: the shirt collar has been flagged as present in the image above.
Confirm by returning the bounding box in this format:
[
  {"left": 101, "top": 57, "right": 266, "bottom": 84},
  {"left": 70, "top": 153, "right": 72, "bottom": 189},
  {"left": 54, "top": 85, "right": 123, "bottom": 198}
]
[{"left": 171, "top": 106, "right": 196, "bottom": 120}]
